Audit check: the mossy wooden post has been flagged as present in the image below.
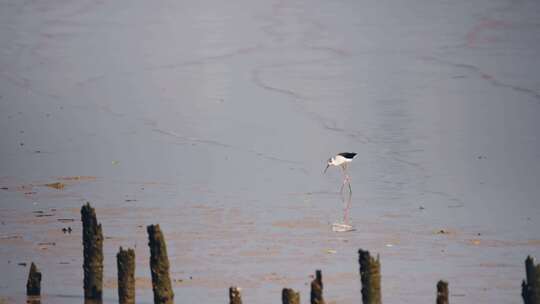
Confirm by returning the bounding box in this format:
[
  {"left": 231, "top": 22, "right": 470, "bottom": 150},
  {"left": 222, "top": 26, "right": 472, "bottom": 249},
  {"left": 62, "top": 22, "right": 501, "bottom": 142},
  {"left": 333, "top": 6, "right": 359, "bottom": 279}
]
[
  {"left": 26, "top": 262, "right": 41, "bottom": 296},
  {"left": 436, "top": 280, "right": 448, "bottom": 304},
  {"left": 358, "top": 249, "right": 381, "bottom": 304},
  {"left": 229, "top": 286, "right": 242, "bottom": 304},
  {"left": 147, "top": 224, "right": 174, "bottom": 304},
  {"left": 81, "top": 203, "right": 103, "bottom": 301},
  {"left": 522, "top": 256, "right": 540, "bottom": 304},
  {"left": 117, "top": 247, "right": 135, "bottom": 304},
  {"left": 311, "top": 270, "right": 325, "bottom": 304},
  {"left": 282, "top": 288, "right": 300, "bottom": 304}
]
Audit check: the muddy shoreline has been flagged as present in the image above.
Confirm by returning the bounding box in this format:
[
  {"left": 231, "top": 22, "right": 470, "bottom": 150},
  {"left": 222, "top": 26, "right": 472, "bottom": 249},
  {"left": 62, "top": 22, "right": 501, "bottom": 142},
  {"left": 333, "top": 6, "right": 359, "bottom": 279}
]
[{"left": 2, "top": 0, "right": 540, "bottom": 303}]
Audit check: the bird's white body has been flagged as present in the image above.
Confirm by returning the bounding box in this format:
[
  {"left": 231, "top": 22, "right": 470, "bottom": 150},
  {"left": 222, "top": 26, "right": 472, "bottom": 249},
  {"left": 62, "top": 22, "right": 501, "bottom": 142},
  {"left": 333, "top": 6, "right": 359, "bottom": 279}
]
[
  {"left": 329, "top": 155, "right": 353, "bottom": 167},
  {"left": 325, "top": 152, "right": 357, "bottom": 172}
]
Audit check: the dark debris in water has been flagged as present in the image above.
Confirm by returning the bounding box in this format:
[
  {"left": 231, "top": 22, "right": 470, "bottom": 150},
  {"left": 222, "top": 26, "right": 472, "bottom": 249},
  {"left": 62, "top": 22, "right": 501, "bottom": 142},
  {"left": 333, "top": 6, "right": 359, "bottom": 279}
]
[
  {"left": 57, "top": 218, "right": 75, "bottom": 222},
  {"left": 38, "top": 242, "right": 55, "bottom": 246}
]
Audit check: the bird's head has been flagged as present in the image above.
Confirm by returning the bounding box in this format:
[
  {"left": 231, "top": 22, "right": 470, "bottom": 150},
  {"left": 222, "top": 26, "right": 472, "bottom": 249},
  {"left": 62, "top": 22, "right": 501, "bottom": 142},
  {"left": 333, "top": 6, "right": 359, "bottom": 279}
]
[{"left": 323, "top": 157, "right": 333, "bottom": 173}]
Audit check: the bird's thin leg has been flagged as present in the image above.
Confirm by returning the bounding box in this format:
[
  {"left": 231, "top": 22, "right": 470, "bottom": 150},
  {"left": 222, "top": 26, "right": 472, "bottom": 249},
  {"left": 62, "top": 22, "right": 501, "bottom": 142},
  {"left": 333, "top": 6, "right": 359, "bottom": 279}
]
[
  {"left": 346, "top": 172, "right": 352, "bottom": 224},
  {"left": 340, "top": 165, "right": 348, "bottom": 194},
  {"left": 340, "top": 185, "right": 352, "bottom": 225},
  {"left": 344, "top": 190, "right": 352, "bottom": 225},
  {"left": 342, "top": 164, "right": 352, "bottom": 194}
]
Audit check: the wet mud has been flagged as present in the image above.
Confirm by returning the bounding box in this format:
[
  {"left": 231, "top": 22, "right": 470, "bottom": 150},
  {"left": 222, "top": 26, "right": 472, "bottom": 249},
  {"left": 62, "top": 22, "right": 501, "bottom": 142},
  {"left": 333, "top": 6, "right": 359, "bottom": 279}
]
[{"left": 1, "top": 0, "right": 540, "bottom": 303}]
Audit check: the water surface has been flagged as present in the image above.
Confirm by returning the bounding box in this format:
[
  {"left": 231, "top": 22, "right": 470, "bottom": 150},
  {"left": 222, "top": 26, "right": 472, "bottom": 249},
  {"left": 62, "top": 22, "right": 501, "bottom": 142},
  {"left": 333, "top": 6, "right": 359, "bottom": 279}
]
[{"left": 1, "top": 0, "right": 540, "bottom": 303}]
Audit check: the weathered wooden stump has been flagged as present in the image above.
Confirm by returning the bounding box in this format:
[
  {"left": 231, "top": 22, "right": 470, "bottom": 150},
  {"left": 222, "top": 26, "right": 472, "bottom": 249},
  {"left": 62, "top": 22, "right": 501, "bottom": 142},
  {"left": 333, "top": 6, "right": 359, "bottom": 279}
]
[
  {"left": 26, "top": 262, "right": 41, "bottom": 296},
  {"left": 117, "top": 247, "right": 135, "bottom": 304},
  {"left": 81, "top": 203, "right": 103, "bottom": 301},
  {"left": 147, "top": 224, "right": 174, "bottom": 304},
  {"left": 522, "top": 256, "right": 540, "bottom": 304},
  {"left": 311, "top": 270, "right": 325, "bottom": 304},
  {"left": 229, "top": 286, "right": 242, "bottom": 304},
  {"left": 358, "top": 249, "right": 381, "bottom": 304},
  {"left": 282, "top": 288, "right": 300, "bottom": 304},
  {"left": 436, "top": 280, "right": 448, "bottom": 304}
]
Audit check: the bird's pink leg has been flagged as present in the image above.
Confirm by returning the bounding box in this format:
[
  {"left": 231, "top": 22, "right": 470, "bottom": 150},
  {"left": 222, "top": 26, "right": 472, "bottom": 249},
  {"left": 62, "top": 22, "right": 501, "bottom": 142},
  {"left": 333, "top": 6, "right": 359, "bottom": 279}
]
[
  {"left": 340, "top": 165, "right": 349, "bottom": 194},
  {"left": 340, "top": 164, "right": 352, "bottom": 225},
  {"left": 343, "top": 204, "right": 349, "bottom": 225},
  {"left": 341, "top": 164, "right": 352, "bottom": 194},
  {"left": 346, "top": 182, "right": 352, "bottom": 223}
]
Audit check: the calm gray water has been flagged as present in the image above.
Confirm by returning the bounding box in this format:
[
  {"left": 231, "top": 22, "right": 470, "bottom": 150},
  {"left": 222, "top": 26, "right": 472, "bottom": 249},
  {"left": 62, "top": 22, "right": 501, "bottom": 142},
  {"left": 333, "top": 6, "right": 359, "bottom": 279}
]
[{"left": 1, "top": 0, "right": 540, "bottom": 303}]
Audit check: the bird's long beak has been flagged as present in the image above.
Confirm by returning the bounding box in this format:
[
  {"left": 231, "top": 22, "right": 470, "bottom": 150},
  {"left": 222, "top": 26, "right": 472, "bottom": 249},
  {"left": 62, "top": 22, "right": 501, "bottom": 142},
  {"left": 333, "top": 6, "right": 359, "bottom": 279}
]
[{"left": 323, "top": 164, "right": 329, "bottom": 174}]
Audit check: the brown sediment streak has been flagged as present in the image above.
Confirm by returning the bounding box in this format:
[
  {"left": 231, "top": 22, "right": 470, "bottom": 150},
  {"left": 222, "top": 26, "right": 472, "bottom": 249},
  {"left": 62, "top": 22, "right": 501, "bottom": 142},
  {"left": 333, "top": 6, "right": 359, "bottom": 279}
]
[
  {"left": 57, "top": 176, "right": 97, "bottom": 181},
  {"left": 144, "top": 45, "right": 262, "bottom": 72},
  {"left": 424, "top": 56, "right": 540, "bottom": 104},
  {"left": 424, "top": 190, "right": 465, "bottom": 208},
  {"left": 307, "top": 45, "right": 351, "bottom": 57},
  {"left": 251, "top": 66, "right": 307, "bottom": 100},
  {"left": 252, "top": 61, "right": 375, "bottom": 145},
  {"left": 152, "top": 128, "right": 303, "bottom": 165},
  {"left": 0, "top": 72, "right": 62, "bottom": 101},
  {"left": 466, "top": 18, "right": 509, "bottom": 48},
  {"left": 76, "top": 45, "right": 262, "bottom": 88},
  {"left": 302, "top": 19, "right": 352, "bottom": 57},
  {"left": 258, "top": 1, "right": 360, "bottom": 145},
  {"left": 152, "top": 128, "right": 231, "bottom": 148}
]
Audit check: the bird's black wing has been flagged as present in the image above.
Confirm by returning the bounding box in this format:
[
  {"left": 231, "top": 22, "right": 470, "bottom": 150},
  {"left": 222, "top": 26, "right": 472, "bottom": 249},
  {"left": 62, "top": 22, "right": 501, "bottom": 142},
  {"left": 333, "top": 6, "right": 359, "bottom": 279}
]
[{"left": 338, "top": 152, "right": 357, "bottom": 159}]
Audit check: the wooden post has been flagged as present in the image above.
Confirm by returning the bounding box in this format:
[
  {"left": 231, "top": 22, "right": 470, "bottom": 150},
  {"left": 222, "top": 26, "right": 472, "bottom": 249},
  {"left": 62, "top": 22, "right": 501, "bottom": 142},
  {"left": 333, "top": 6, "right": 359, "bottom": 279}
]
[
  {"left": 229, "top": 286, "right": 242, "bottom": 304},
  {"left": 117, "top": 247, "right": 135, "bottom": 304},
  {"left": 436, "top": 280, "right": 448, "bottom": 304},
  {"left": 282, "top": 288, "right": 300, "bottom": 304},
  {"left": 358, "top": 249, "right": 381, "bottom": 304},
  {"left": 147, "top": 224, "right": 174, "bottom": 304},
  {"left": 81, "top": 203, "right": 103, "bottom": 301},
  {"left": 522, "top": 256, "right": 540, "bottom": 304},
  {"left": 26, "top": 262, "right": 41, "bottom": 296},
  {"left": 311, "top": 270, "right": 325, "bottom": 304}
]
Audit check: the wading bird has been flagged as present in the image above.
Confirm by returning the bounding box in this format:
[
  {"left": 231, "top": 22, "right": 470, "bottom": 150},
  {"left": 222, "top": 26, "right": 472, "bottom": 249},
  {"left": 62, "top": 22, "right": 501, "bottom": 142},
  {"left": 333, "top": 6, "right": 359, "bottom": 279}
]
[
  {"left": 324, "top": 152, "right": 357, "bottom": 232},
  {"left": 324, "top": 152, "right": 357, "bottom": 193}
]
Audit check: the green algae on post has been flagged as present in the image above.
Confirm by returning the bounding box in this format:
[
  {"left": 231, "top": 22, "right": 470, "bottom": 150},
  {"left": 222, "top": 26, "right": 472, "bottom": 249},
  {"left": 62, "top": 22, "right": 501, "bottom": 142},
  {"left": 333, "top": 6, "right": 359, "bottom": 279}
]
[
  {"left": 229, "top": 286, "right": 242, "bottom": 304},
  {"left": 310, "top": 270, "right": 325, "bottom": 304},
  {"left": 282, "top": 288, "right": 300, "bottom": 304},
  {"left": 358, "top": 249, "right": 381, "bottom": 304},
  {"left": 147, "top": 224, "right": 174, "bottom": 304},
  {"left": 81, "top": 203, "right": 103, "bottom": 302},
  {"left": 26, "top": 262, "right": 41, "bottom": 296},
  {"left": 117, "top": 247, "right": 135, "bottom": 304},
  {"left": 522, "top": 256, "right": 540, "bottom": 304},
  {"left": 436, "top": 280, "right": 448, "bottom": 304}
]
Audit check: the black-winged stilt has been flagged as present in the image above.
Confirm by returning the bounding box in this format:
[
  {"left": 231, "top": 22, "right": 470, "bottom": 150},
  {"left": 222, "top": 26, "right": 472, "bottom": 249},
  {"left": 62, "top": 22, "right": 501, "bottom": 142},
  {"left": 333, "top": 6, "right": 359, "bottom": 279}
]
[
  {"left": 324, "top": 152, "right": 357, "bottom": 232},
  {"left": 324, "top": 152, "right": 357, "bottom": 193}
]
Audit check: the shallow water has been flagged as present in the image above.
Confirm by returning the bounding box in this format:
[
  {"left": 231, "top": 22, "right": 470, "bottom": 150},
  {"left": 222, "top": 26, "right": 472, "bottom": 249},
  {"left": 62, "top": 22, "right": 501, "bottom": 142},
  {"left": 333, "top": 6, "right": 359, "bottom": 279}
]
[{"left": 1, "top": 0, "right": 540, "bottom": 303}]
